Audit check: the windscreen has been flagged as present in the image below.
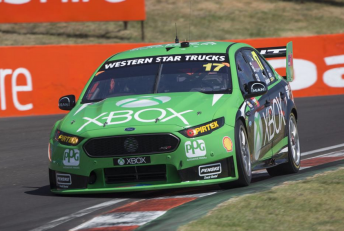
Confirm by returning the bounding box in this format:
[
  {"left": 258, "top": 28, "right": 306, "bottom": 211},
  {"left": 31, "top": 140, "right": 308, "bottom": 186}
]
[{"left": 82, "top": 54, "right": 231, "bottom": 103}]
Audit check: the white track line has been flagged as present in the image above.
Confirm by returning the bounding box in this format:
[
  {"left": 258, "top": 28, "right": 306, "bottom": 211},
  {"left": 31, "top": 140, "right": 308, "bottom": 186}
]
[
  {"left": 253, "top": 146, "right": 344, "bottom": 173},
  {"left": 302, "top": 143, "right": 344, "bottom": 157},
  {"left": 30, "top": 199, "right": 127, "bottom": 231},
  {"left": 303, "top": 150, "right": 344, "bottom": 159},
  {"left": 155, "top": 191, "right": 217, "bottom": 199},
  {"left": 71, "top": 211, "right": 166, "bottom": 230}
]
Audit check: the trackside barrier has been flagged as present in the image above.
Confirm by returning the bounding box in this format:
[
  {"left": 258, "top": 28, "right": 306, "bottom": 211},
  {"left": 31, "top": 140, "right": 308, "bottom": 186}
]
[
  {"left": 0, "top": 33, "right": 344, "bottom": 117},
  {"left": 0, "top": 0, "right": 145, "bottom": 22}
]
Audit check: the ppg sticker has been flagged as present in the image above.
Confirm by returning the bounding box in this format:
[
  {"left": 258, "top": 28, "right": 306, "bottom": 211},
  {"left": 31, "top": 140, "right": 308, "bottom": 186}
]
[
  {"left": 185, "top": 140, "right": 207, "bottom": 160},
  {"left": 63, "top": 149, "right": 80, "bottom": 167}
]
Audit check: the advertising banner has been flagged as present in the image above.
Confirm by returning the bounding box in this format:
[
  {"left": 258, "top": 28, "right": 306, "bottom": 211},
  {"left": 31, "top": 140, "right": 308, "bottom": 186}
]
[
  {"left": 0, "top": 33, "right": 344, "bottom": 117},
  {"left": 0, "top": 0, "right": 145, "bottom": 23}
]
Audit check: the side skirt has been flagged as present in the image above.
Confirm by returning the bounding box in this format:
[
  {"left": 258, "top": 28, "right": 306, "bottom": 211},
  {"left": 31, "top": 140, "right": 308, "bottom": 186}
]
[{"left": 252, "top": 145, "right": 289, "bottom": 171}]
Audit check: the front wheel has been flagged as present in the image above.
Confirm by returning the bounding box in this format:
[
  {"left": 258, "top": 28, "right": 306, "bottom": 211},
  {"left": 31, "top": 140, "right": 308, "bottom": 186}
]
[
  {"left": 220, "top": 120, "right": 251, "bottom": 189},
  {"left": 267, "top": 113, "right": 300, "bottom": 176}
]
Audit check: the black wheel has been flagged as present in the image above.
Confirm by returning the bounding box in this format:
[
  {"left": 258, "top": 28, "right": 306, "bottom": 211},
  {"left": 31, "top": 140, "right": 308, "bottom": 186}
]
[
  {"left": 267, "top": 113, "right": 300, "bottom": 176},
  {"left": 220, "top": 120, "right": 251, "bottom": 189}
]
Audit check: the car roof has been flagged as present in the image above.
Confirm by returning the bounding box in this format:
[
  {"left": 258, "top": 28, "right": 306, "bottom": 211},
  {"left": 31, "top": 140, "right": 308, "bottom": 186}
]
[{"left": 108, "top": 41, "right": 235, "bottom": 61}]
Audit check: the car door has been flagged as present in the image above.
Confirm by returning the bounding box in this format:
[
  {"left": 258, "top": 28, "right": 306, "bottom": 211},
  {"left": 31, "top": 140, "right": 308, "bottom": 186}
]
[
  {"left": 258, "top": 55, "right": 288, "bottom": 153},
  {"left": 235, "top": 49, "right": 272, "bottom": 165}
]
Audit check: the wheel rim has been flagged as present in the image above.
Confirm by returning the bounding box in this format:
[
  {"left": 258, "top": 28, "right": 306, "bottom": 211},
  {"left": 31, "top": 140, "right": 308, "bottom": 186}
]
[
  {"left": 239, "top": 126, "right": 251, "bottom": 176},
  {"left": 289, "top": 116, "right": 300, "bottom": 166}
]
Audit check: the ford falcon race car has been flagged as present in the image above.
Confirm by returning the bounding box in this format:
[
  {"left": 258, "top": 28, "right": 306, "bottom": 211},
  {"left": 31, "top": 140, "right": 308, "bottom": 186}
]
[{"left": 49, "top": 41, "right": 300, "bottom": 194}]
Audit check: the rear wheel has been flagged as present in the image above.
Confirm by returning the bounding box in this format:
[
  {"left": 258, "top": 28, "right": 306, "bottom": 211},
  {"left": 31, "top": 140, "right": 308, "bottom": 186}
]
[
  {"left": 220, "top": 120, "right": 251, "bottom": 189},
  {"left": 267, "top": 113, "right": 300, "bottom": 176}
]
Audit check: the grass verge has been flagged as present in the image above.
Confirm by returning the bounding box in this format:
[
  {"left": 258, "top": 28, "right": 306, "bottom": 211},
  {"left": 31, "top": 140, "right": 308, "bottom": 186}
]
[
  {"left": 0, "top": 0, "right": 344, "bottom": 46},
  {"left": 179, "top": 168, "right": 344, "bottom": 231}
]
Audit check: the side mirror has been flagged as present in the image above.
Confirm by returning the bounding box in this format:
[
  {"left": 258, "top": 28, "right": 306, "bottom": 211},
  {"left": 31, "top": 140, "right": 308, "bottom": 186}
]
[
  {"left": 244, "top": 81, "right": 267, "bottom": 99},
  {"left": 59, "top": 95, "right": 76, "bottom": 111}
]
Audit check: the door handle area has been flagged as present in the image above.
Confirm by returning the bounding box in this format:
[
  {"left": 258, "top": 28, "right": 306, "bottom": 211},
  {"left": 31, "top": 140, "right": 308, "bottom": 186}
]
[
  {"left": 280, "top": 92, "right": 285, "bottom": 100},
  {"left": 264, "top": 100, "right": 270, "bottom": 107}
]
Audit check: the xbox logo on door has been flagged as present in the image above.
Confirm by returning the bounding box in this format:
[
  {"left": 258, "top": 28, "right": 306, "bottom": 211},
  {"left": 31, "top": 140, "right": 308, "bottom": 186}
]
[{"left": 116, "top": 96, "right": 171, "bottom": 108}]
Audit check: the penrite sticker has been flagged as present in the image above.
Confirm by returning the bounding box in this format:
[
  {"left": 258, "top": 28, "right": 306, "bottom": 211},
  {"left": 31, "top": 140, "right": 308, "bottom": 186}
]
[
  {"left": 56, "top": 173, "right": 72, "bottom": 189},
  {"left": 199, "top": 163, "right": 222, "bottom": 178}
]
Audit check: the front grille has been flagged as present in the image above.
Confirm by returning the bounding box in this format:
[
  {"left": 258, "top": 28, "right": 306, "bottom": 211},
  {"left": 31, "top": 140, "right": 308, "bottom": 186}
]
[
  {"left": 84, "top": 134, "right": 180, "bottom": 157},
  {"left": 104, "top": 165, "right": 166, "bottom": 184}
]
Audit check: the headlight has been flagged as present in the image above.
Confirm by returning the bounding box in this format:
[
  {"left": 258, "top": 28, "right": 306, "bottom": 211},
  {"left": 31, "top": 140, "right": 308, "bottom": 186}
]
[
  {"left": 54, "top": 130, "right": 83, "bottom": 146},
  {"left": 48, "top": 143, "right": 52, "bottom": 162},
  {"left": 179, "top": 117, "right": 225, "bottom": 138}
]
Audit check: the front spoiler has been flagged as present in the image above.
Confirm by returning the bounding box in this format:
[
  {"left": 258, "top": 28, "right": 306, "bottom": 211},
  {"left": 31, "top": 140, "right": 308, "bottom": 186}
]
[
  {"left": 51, "top": 176, "right": 237, "bottom": 194},
  {"left": 50, "top": 156, "right": 237, "bottom": 194}
]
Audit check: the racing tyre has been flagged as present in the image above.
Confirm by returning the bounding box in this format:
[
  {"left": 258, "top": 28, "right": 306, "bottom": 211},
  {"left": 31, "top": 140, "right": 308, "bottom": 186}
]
[
  {"left": 220, "top": 120, "right": 251, "bottom": 189},
  {"left": 267, "top": 113, "right": 300, "bottom": 176}
]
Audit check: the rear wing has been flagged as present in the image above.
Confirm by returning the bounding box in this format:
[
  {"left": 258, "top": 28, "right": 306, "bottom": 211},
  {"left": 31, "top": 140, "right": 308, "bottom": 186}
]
[{"left": 256, "top": 41, "right": 294, "bottom": 82}]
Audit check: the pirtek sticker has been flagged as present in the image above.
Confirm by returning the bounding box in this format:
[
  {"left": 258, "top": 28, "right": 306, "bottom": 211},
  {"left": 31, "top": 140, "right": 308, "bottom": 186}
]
[
  {"left": 59, "top": 135, "right": 79, "bottom": 145},
  {"left": 194, "top": 121, "right": 219, "bottom": 136}
]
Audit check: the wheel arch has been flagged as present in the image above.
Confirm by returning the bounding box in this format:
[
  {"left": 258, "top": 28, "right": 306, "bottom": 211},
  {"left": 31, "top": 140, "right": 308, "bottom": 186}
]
[
  {"left": 285, "top": 99, "right": 298, "bottom": 137},
  {"left": 291, "top": 107, "right": 298, "bottom": 121},
  {"left": 235, "top": 102, "right": 248, "bottom": 132}
]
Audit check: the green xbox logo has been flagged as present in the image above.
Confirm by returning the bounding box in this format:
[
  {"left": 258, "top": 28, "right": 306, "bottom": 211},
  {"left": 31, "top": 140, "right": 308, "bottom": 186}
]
[
  {"left": 116, "top": 96, "right": 171, "bottom": 108},
  {"left": 118, "top": 158, "right": 125, "bottom": 166}
]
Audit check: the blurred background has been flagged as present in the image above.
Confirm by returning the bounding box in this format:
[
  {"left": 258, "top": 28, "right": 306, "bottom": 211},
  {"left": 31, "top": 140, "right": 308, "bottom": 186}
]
[
  {"left": 0, "top": 0, "right": 344, "bottom": 117},
  {"left": 0, "top": 0, "right": 343, "bottom": 46},
  {"left": 1, "top": 2, "right": 344, "bottom": 230}
]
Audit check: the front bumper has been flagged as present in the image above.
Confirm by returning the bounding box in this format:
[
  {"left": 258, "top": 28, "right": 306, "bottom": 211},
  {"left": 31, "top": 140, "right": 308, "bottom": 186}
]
[
  {"left": 49, "top": 157, "right": 236, "bottom": 194},
  {"left": 49, "top": 124, "right": 237, "bottom": 194}
]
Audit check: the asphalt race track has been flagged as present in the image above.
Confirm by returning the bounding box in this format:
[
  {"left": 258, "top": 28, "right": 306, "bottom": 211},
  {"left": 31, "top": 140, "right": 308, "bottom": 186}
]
[{"left": 1, "top": 94, "right": 344, "bottom": 231}]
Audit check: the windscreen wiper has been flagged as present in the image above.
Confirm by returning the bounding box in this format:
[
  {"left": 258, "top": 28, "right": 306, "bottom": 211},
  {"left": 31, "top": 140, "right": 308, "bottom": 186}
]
[
  {"left": 153, "top": 62, "right": 163, "bottom": 93},
  {"left": 200, "top": 89, "right": 231, "bottom": 94}
]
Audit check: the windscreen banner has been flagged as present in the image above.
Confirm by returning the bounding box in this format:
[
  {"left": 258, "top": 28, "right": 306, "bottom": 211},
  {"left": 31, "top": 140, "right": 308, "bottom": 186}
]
[
  {"left": 0, "top": 33, "right": 344, "bottom": 117},
  {"left": 0, "top": 0, "right": 145, "bottom": 23}
]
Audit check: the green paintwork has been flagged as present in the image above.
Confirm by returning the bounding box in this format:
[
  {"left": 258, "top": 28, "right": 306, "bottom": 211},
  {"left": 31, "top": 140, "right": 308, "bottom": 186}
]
[
  {"left": 286, "top": 41, "right": 294, "bottom": 82},
  {"left": 272, "top": 137, "right": 289, "bottom": 156},
  {"left": 49, "top": 41, "right": 292, "bottom": 194}
]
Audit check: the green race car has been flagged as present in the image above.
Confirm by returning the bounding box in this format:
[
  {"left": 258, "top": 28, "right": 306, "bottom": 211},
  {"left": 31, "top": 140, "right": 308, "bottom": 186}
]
[{"left": 49, "top": 41, "right": 300, "bottom": 194}]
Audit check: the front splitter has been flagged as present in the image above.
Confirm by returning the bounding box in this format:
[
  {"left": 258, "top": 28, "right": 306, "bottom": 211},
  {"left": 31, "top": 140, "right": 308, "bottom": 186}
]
[{"left": 51, "top": 176, "right": 238, "bottom": 194}]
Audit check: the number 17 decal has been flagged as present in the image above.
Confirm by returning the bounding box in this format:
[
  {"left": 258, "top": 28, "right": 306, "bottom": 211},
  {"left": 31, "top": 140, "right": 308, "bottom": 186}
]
[{"left": 203, "top": 63, "right": 229, "bottom": 72}]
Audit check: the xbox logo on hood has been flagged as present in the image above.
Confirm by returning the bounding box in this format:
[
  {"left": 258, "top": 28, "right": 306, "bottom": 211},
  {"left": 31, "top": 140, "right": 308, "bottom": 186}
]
[{"left": 116, "top": 96, "right": 171, "bottom": 108}]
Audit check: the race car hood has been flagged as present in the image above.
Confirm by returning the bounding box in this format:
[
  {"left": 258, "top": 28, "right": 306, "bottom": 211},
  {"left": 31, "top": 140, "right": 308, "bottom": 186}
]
[{"left": 59, "top": 92, "right": 234, "bottom": 136}]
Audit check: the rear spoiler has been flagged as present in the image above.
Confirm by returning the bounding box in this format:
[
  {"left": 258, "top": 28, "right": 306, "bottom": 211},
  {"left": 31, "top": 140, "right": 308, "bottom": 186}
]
[{"left": 256, "top": 41, "right": 294, "bottom": 82}]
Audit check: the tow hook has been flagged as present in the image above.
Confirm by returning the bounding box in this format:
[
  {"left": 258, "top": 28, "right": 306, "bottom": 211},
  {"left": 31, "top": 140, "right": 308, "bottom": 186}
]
[{"left": 270, "top": 158, "right": 276, "bottom": 165}]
